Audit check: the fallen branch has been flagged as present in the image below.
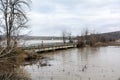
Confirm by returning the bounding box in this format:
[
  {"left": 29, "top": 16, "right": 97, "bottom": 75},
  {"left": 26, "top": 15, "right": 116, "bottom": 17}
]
[
  {"left": 0, "top": 47, "right": 7, "bottom": 55},
  {"left": 0, "top": 48, "right": 14, "bottom": 58}
]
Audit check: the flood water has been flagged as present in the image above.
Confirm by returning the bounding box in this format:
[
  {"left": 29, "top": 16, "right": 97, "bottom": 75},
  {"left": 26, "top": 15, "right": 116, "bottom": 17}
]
[
  {"left": 19, "top": 40, "right": 66, "bottom": 47},
  {"left": 23, "top": 46, "right": 120, "bottom": 80}
]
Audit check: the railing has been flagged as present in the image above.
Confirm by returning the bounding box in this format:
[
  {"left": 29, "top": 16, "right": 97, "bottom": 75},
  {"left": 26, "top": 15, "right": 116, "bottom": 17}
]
[{"left": 22, "top": 42, "right": 77, "bottom": 50}]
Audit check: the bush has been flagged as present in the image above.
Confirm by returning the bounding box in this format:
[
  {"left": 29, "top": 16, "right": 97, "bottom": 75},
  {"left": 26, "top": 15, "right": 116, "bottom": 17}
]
[{"left": 77, "top": 41, "right": 85, "bottom": 48}]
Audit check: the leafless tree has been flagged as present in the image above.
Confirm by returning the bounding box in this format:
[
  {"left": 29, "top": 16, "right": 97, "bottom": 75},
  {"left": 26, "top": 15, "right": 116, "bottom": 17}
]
[
  {"left": 0, "top": 0, "right": 31, "bottom": 57},
  {"left": 79, "top": 28, "right": 90, "bottom": 45},
  {"left": 77, "top": 28, "right": 99, "bottom": 47},
  {"left": 67, "top": 32, "right": 73, "bottom": 43},
  {"left": 62, "top": 31, "right": 67, "bottom": 44}
]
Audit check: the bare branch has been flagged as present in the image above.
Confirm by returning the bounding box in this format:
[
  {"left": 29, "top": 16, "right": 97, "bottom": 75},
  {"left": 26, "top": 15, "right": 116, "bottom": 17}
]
[{"left": 0, "top": 0, "right": 31, "bottom": 57}]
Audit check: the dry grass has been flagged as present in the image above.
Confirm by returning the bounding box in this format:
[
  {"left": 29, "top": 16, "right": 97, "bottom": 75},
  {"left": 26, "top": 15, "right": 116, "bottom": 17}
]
[
  {"left": 0, "top": 68, "right": 31, "bottom": 80},
  {"left": 94, "top": 42, "right": 108, "bottom": 47},
  {"left": 0, "top": 58, "right": 31, "bottom": 80},
  {"left": 0, "top": 48, "right": 32, "bottom": 80},
  {"left": 0, "top": 47, "right": 44, "bottom": 80}
]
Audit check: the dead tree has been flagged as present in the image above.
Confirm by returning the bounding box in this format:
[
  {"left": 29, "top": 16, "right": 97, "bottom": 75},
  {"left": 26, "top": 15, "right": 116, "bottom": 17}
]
[
  {"left": 62, "top": 31, "right": 67, "bottom": 44},
  {"left": 0, "top": 0, "right": 31, "bottom": 57},
  {"left": 67, "top": 32, "right": 73, "bottom": 43}
]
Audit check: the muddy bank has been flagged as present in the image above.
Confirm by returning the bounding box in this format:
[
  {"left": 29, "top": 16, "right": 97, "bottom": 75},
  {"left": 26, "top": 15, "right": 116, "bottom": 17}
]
[
  {"left": 94, "top": 42, "right": 120, "bottom": 47},
  {"left": 24, "top": 50, "right": 43, "bottom": 61},
  {"left": 0, "top": 48, "right": 36, "bottom": 80},
  {"left": 77, "top": 42, "right": 120, "bottom": 48}
]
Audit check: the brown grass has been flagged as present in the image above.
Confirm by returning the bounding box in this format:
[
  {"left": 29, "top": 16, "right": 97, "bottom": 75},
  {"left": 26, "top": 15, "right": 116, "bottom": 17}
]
[
  {"left": 0, "top": 68, "right": 31, "bottom": 80},
  {"left": 0, "top": 48, "right": 32, "bottom": 80}
]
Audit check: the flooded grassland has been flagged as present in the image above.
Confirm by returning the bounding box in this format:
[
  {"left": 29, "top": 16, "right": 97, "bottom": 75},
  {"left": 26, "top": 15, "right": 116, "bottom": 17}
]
[{"left": 23, "top": 46, "right": 120, "bottom": 80}]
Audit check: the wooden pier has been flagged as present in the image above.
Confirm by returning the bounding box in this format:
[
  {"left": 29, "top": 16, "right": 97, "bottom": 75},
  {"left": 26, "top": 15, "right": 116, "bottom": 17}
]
[{"left": 23, "top": 43, "right": 76, "bottom": 53}]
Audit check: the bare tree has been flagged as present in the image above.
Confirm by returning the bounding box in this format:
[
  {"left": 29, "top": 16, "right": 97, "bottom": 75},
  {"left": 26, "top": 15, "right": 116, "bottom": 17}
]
[
  {"left": 80, "top": 28, "right": 90, "bottom": 45},
  {"left": 77, "top": 28, "right": 97, "bottom": 47},
  {"left": 0, "top": 0, "right": 31, "bottom": 48},
  {"left": 67, "top": 32, "right": 73, "bottom": 43},
  {"left": 62, "top": 31, "right": 67, "bottom": 44},
  {"left": 0, "top": 0, "right": 31, "bottom": 57}
]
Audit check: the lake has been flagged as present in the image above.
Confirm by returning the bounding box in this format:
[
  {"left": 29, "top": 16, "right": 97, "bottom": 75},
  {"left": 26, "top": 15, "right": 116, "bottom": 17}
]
[{"left": 23, "top": 46, "right": 120, "bottom": 80}]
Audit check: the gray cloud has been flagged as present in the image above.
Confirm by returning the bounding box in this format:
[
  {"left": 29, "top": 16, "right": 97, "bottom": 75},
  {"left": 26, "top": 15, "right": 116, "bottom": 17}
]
[{"left": 29, "top": 0, "right": 120, "bottom": 36}]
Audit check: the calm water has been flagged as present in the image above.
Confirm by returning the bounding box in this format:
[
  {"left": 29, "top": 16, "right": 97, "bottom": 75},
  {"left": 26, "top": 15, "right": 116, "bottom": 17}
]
[
  {"left": 0, "top": 40, "right": 65, "bottom": 47},
  {"left": 19, "top": 40, "right": 67, "bottom": 47},
  {"left": 23, "top": 46, "right": 120, "bottom": 80}
]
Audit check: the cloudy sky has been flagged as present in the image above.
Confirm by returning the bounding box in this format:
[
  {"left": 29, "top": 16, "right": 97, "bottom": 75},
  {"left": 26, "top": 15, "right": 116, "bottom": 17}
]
[{"left": 28, "top": 0, "right": 120, "bottom": 36}]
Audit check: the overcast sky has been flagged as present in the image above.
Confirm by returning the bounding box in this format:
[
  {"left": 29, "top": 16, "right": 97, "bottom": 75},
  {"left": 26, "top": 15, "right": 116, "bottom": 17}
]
[{"left": 28, "top": 0, "right": 120, "bottom": 36}]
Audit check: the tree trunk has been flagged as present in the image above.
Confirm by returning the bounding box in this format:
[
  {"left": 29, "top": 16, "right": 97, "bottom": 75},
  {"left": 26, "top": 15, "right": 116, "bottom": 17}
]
[{"left": 6, "top": 32, "right": 11, "bottom": 48}]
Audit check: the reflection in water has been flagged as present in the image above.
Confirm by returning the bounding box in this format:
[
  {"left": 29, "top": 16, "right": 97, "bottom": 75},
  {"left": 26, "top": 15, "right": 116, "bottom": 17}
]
[{"left": 23, "top": 46, "right": 120, "bottom": 80}]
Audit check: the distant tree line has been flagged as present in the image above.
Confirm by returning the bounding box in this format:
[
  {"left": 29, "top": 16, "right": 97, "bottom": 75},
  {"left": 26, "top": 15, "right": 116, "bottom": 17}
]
[{"left": 76, "top": 29, "right": 119, "bottom": 47}]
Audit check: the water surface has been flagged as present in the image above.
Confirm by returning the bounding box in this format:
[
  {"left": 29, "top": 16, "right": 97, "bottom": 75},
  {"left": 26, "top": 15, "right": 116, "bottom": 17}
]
[{"left": 23, "top": 46, "right": 120, "bottom": 80}]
